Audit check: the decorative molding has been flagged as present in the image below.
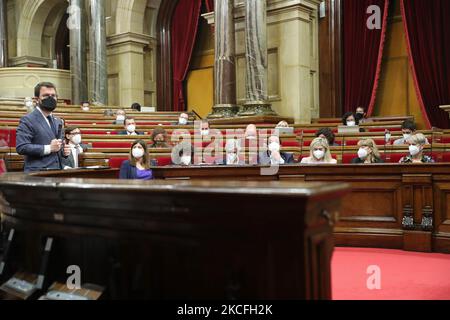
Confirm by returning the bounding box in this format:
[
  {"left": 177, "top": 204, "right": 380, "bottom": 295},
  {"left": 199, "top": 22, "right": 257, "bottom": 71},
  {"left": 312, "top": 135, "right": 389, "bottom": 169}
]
[
  {"left": 107, "top": 32, "right": 155, "bottom": 47},
  {"left": 8, "top": 56, "right": 52, "bottom": 67}
]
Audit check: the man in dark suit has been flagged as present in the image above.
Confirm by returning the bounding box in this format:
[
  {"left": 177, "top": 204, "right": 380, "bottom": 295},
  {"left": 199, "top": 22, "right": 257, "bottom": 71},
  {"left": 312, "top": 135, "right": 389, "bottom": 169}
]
[
  {"left": 258, "top": 135, "right": 294, "bottom": 165},
  {"left": 118, "top": 117, "right": 144, "bottom": 136},
  {"left": 16, "top": 82, "right": 70, "bottom": 172},
  {"left": 62, "top": 126, "right": 90, "bottom": 169}
]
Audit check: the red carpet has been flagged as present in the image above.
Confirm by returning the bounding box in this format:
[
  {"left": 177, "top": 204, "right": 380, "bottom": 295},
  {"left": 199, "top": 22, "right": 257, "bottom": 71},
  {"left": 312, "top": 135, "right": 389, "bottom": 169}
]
[{"left": 332, "top": 247, "right": 450, "bottom": 300}]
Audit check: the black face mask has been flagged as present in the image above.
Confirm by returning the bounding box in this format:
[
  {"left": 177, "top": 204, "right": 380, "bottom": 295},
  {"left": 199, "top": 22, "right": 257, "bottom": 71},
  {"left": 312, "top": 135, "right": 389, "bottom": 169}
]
[
  {"left": 40, "top": 97, "right": 57, "bottom": 112},
  {"left": 355, "top": 113, "right": 364, "bottom": 121}
]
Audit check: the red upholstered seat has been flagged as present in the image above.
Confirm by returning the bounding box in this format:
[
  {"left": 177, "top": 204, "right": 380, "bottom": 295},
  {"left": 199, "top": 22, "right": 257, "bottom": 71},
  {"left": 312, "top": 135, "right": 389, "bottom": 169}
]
[
  {"left": 442, "top": 153, "right": 450, "bottom": 163},
  {"left": 440, "top": 137, "right": 450, "bottom": 144},
  {"left": 109, "top": 157, "right": 128, "bottom": 169},
  {"left": 0, "top": 159, "right": 6, "bottom": 175},
  {"left": 281, "top": 140, "right": 301, "bottom": 147},
  {"left": 0, "top": 128, "right": 16, "bottom": 147},
  {"left": 155, "top": 156, "right": 172, "bottom": 166},
  {"left": 342, "top": 154, "right": 356, "bottom": 164},
  {"left": 92, "top": 142, "right": 132, "bottom": 148},
  {"left": 384, "top": 153, "right": 406, "bottom": 163}
]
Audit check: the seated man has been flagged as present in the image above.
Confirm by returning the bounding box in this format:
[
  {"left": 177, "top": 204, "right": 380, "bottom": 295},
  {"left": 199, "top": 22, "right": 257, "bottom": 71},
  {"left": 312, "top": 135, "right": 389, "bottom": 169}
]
[
  {"left": 81, "top": 101, "right": 90, "bottom": 112},
  {"left": 175, "top": 113, "right": 191, "bottom": 125},
  {"left": 118, "top": 117, "right": 143, "bottom": 136},
  {"left": 113, "top": 109, "right": 127, "bottom": 125},
  {"left": 245, "top": 124, "right": 258, "bottom": 140},
  {"left": 200, "top": 120, "right": 210, "bottom": 136},
  {"left": 394, "top": 120, "right": 429, "bottom": 145},
  {"left": 355, "top": 107, "right": 369, "bottom": 124},
  {"left": 258, "top": 135, "right": 294, "bottom": 165},
  {"left": 62, "top": 126, "right": 89, "bottom": 169}
]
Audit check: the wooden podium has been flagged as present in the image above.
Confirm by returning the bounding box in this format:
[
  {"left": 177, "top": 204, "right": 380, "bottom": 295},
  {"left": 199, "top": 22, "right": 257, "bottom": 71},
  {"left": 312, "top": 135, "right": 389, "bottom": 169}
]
[{"left": 0, "top": 174, "right": 348, "bottom": 300}]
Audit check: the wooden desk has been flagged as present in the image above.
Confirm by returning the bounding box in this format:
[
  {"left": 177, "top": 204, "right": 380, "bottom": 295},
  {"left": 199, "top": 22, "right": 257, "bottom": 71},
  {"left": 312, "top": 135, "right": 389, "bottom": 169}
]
[
  {"left": 30, "top": 164, "right": 450, "bottom": 253},
  {"left": 0, "top": 173, "right": 348, "bottom": 300}
]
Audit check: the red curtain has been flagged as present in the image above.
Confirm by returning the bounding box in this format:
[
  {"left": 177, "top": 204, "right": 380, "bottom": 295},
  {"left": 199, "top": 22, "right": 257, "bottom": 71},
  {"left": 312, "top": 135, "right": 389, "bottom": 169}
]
[
  {"left": 205, "top": 0, "right": 214, "bottom": 13},
  {"left": 401, "top": 0, "right": 450, "bottom": 129},
  {"left": 343, "top": 0, "right": 389, "bottom": 115},
  {"left": 171, "top": 0, "right": 202, "bottom": 111}
]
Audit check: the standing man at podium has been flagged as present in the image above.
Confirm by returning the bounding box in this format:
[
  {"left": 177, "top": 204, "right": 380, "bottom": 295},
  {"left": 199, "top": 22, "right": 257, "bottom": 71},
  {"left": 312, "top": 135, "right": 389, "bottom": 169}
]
[{"left": 16, "top": 82, "right": 70, "bottom": 172}]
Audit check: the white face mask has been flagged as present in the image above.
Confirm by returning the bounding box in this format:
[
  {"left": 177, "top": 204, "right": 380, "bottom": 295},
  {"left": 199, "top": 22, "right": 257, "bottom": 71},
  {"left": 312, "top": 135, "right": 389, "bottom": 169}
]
[
  {"left": 347, "top": 121, "right": 356, "bottom": 127},
  {"left": 201, "top": 129, "right": 209, "bottom": 136},
  {"left": 385, "top": 132, "right": 392, "bottom": 142},
  {"left": 116, "top": 115, "right": 125, "bottom": 122},
  {"left": 71, "top": 134, "right": 82, "bottom": 145},
  {"left": 227, "top": 153, "right": 238, "bottom": 165},
  {"left": 313, "top": 150, "right": 325, "bottom": 160},
  {"left": 268, "top": 142, "right": 280, "bottom": 153},
  {"left": 127, "top": 125, "right": 136, "bottom": 133},
  {"left": 409, "top": 145, "right": 421, "bottom": 156},
  {"left": 403, "top": 134, "right": 412, "bottom": 141},
  {"left": 181, "top": 155, "right": 191, "bottom": 165},
  {"left": 179, "top": 118, "right": 188, "bottom": 125},
  {"left": 358, "top": 148, "right": 368, "bottom": 159},
  {"left": 132, "top": 148, "right": 145, "bottom": 159}
]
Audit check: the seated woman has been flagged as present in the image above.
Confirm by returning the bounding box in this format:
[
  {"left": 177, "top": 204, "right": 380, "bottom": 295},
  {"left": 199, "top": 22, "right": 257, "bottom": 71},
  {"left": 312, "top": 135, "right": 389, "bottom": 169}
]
[
  {"left": 399, "top": 133, "right": 434, "bottom": 164},
  {"left": 352, "top": 139, "right": 384, "bottom": 164},
  {"left": 301, "top": 137, "right": 337, "bottom": 164},
  {"left": 149, "top": 127, "right": 170, "bottom": 148},
  {"left": 342, "top": 112, "right": 365, "bottom": 132},
  {"left": 119, "top": 140, "right": 153, "bottom": 180}
]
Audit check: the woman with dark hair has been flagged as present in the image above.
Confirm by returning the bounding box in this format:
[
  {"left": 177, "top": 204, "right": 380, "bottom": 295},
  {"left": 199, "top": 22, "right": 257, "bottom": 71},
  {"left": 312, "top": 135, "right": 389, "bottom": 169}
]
[
  {"left": 149, "top": 126, "right": 170, "bottom": 148},
  {"left": 119, "top": 140, "right": 153, "bottom": 180},
  {"left": 131, "top": 103, "right": 142, "bottom": 112},
  {"left": 342, "top": 112, "right": 358, "bottom": 126},
  {"left": 315, "top": 128, "right": 340, "bottom": 146}
]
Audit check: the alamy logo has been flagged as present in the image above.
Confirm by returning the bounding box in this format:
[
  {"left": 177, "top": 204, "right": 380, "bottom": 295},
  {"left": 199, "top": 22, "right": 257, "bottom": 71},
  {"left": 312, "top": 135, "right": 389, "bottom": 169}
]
[
  {"left": 367, "top": 5, "right": 382, "bottom": 30},
  {"left": 66, "top": 265, "right": 82, "bottom": 290},
  {"left": 366, "top": 265, "right": 382, "bottom": 290},
  {"left": 67, "top": 5, "right": 81, "bottom": 30}
]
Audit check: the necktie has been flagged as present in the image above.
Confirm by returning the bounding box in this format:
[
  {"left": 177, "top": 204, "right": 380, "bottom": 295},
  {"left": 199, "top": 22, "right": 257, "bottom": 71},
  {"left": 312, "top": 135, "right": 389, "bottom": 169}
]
[{"left": 47, "top": 115, "right": 57, "bottom": 137}]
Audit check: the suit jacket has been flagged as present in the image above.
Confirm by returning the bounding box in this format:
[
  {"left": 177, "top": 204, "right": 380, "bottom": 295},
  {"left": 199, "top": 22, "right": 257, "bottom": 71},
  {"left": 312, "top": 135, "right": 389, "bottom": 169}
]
[
  {"left": 117, "top": 131, "right": 144, "bottom": 136},
  {"left": 258, "top": 151, "right": 294, "bottom": 166},
  {"left": 62, "top": 143, "right": 89, "bottom": 169},
  {"left": 119, "top": 160, "right": 154, "bottom": 179},
  {"left": 16, "top": 108, "right": 65, "bottom": 172},
  {"left": 119, "top": 160, "right": 138, "bottom": 179}
]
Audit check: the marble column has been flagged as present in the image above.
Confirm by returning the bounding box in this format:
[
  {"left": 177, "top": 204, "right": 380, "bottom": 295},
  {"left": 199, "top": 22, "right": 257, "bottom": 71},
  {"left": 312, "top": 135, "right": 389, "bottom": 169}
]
[
  {"left": 69, "top": 0, "right": 88, "bottom": 105},
  {"left": 239, "top": 0, "right": 276, "bottom": 116},
  {"left": 0, "top": 0, "right": 8, "bottom": 68},
  {"left": 208, "top": 0, "right": 239, "bottom": 119},
  {"left": 88, "top": 0, "right": 108, "bottom": 105}
]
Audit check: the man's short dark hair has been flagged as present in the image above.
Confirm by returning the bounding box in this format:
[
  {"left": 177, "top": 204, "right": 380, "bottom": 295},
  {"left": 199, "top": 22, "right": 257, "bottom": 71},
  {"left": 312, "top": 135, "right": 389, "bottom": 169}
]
[
  {"left": 401, "top": 120, "right": 417, "bottom": 131},
  {"left": 34, "top": 82, "right": 57, "bottom": 98}
]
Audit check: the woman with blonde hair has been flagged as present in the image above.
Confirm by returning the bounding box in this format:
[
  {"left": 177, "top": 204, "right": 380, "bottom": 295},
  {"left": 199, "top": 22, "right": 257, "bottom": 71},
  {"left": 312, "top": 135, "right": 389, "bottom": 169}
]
[
  {"left": 301, "top": 137, "right": 337, "bottom": 164},
  {"left": 352, "top": 139, "right": 384, "bottom": 164},
  {"left": 399, "top": 133, "right": 434, "bottom": 164}
]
